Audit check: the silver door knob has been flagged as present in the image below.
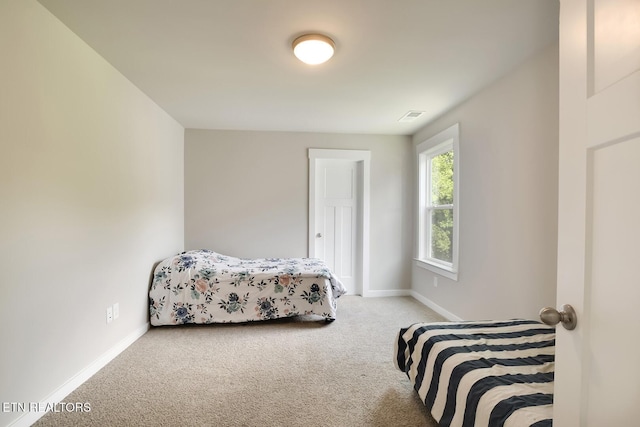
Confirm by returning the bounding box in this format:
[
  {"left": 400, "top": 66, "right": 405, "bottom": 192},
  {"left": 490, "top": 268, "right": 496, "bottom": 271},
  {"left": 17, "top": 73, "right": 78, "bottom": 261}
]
[
  {"left": 539, "top": 304, "right": 577, "bottom": 330},
  {"left": 316, "top": 233, "right": 322, "bottom": 238}
]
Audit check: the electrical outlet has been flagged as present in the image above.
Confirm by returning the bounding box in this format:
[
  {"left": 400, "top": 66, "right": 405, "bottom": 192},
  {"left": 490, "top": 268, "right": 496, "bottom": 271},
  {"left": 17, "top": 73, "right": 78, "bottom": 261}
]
[
  {"left": 113, "top": 303, "right": 119, "bottom": 320},
  {"left": 106, "top": 306, "right": 113, "bottom": 324},
  {"left": 433, "top": 276, "right": 438, "bottom": 287}
]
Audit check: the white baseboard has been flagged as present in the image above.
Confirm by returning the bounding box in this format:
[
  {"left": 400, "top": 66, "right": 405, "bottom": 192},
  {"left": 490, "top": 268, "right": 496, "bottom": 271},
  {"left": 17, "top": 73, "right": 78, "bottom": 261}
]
[
  {"left": 9, "top": 323, "right": 150, "bottom": 427},
  {"left": 361, "top": 289, "right": 411, "bottom": 298},
  {"left": 357, "top": 289, "right": 463, "bottom": 322},
  {"left": 410, "top": 291, "right": 464, "bottom": 321}
]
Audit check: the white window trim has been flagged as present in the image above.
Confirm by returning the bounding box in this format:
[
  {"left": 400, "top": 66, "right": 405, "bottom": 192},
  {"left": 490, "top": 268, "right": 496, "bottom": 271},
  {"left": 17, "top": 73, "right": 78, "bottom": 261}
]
[{"left": 415, "top": 123, "right": 459, "bottom": 281}]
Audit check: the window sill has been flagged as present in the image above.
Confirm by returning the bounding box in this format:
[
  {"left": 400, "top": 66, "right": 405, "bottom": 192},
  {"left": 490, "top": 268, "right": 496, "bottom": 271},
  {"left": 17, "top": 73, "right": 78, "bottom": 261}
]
[{"left": 414, "top": 259, "right": 458, "bottom": 281}]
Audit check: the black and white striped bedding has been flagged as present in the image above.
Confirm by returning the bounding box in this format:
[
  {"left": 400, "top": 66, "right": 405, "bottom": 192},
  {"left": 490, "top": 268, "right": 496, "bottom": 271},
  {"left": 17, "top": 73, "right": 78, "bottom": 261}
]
[{"left": 395, "top": 320, "right": 555, "bottom": 427}]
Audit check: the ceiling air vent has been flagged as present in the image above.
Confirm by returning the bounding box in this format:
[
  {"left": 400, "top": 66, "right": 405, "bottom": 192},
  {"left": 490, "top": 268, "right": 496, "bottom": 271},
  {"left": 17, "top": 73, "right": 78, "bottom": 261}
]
[{"left": 398, "top": 110, "right": 425, "bottom": 123}]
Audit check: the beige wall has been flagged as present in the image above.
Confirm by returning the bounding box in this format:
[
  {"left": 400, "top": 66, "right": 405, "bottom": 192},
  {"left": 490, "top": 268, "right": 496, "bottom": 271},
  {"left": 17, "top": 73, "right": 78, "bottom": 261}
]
[
  {"left": 0, "top": 2, "right": 184, "bottom": 425},
  {"left": 185, "top": 129, "right": 412, "bottom": 293},
  {"left": 411, "top": 43, "right": 559, "bottom": 321}
]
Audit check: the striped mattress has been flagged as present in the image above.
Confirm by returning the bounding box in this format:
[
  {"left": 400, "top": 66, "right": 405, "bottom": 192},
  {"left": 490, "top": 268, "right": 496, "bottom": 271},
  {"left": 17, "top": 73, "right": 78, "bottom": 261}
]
[{"left": 395, "top": 320, "right": 555, "bottom": 427}]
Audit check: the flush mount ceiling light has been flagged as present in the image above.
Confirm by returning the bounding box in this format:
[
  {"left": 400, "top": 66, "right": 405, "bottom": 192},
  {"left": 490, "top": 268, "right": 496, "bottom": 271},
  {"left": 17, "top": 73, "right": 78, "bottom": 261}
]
[{"left": 292, "top": 34, "right": 335, "bottom": 65}]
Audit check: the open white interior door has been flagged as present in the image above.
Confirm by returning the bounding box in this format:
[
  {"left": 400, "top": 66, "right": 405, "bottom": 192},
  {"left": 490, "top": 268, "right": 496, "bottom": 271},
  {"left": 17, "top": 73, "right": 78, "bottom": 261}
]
[{"left": 554, "top": 0, "right": 640, "bottom": 424}]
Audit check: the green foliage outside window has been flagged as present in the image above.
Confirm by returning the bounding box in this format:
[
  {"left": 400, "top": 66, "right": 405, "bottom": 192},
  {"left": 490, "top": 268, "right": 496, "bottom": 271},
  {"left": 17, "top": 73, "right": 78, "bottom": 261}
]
[{"left": 430, "top": 151, "right": 454, "bottom": 263}]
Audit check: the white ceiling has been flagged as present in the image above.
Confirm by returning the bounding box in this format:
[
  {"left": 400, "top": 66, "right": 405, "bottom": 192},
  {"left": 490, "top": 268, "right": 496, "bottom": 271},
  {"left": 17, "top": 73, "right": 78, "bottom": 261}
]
[{"left": 38, "top": 0, "right": 559, "bottom": 136}]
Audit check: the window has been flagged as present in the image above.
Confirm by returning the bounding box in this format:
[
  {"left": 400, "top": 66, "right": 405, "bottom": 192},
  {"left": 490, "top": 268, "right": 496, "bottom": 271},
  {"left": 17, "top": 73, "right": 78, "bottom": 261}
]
[{"left": 416, "top": 123, "right": 459, "bottom": 280}]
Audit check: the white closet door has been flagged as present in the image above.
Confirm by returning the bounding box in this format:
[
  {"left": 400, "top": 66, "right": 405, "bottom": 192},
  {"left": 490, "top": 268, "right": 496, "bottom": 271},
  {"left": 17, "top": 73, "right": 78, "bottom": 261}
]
[{"left": 314, "top": 158, "right": 359, "bottom": 294}]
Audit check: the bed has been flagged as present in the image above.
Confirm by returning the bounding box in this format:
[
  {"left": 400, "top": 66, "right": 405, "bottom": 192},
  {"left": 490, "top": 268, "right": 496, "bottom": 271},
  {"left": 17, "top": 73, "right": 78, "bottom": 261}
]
[
  {"left": 395, "top": 320, "right": 555, "bottom": 427},
  {"left": 149, "top": 249, "right": 347, "bottom": 326}
]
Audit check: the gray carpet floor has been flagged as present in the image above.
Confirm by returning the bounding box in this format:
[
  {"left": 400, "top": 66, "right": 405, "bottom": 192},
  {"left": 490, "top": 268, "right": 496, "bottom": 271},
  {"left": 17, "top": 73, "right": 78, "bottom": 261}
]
[{"left": 34, "top": 296, "right": 444, "bottom": 427}]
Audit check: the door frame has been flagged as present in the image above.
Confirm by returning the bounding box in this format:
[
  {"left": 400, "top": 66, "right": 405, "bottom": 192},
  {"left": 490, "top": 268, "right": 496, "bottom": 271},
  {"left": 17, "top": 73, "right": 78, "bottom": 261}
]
[{"left": 308, "top": 149, "right": 370, "bottom": 296}]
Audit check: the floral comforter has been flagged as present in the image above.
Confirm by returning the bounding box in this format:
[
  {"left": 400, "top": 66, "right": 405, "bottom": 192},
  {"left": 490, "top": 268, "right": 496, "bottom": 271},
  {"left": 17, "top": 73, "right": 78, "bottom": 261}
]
[{"left": 149, "top": 250, "right": 347, "bottom": 325}]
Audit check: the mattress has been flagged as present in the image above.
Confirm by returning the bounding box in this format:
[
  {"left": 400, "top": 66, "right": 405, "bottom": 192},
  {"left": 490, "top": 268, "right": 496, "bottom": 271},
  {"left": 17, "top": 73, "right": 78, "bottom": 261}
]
[
  {"left": 395, "top": 320, "right": 555, "bottom": 427},
  {"left": 149, "top": 249, "right": 346, "bottom": 325}
]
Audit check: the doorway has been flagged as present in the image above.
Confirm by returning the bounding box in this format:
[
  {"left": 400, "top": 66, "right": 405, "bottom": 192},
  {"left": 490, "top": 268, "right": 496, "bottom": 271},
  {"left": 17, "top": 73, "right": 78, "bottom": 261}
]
[{"left": 308, "top": 149, "right": 370, "bottom": 295}]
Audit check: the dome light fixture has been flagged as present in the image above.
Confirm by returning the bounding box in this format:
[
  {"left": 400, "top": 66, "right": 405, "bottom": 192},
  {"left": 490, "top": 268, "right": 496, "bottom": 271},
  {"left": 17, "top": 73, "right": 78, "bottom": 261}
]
[{"left": 292, "top": 34, "right": 335, "bottom": 65}]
